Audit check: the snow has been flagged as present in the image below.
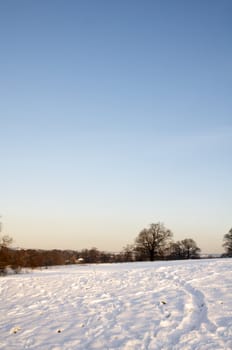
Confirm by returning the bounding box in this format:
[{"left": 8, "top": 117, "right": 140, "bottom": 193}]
[{"left": 0, "top": 259, "right": 232, "bottom": 350}]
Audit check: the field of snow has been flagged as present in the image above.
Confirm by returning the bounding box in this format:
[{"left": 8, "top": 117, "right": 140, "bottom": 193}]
[{"left": 0, "top": 259, "right": 232, "bottom": 350}]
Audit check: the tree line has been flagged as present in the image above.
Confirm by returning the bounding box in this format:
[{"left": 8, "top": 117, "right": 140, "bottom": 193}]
[
  {"left": 1, "top": 222, "right": 232, "bottom": 274},
  {"left": 123, "top": 222, "right": 201, "bottom": 261}
]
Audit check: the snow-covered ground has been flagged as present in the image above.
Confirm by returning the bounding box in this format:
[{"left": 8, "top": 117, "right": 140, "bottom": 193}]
[{"left": 0, "top": 259, "right": 231, "bottom": 350}]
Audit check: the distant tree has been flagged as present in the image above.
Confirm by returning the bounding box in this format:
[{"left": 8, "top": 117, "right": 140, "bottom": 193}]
[
  {"left": 135, "top": 222, "right": 173, "bottom": 261},
  {"left": 170, "top": 242, "right": 183, "bottom": 259},
  {"left": 79, "top": 247, "right": 101, "bottom": 263},
  {"left": 171, "top": 239, "right": 201, "bottom": 259},
  {"left": 12, "top": 249, "right": 28, "bottom": 270},
  {"left": 99, "top": 251, "right": 112, "bottom": 263},
  {"left": 0, "top": 235, "right": 13, "bottom": 248},
  {"left": 223, "top": 228, "right": 232, "bottom": 257},
  {"left": 88, "top": 247, "right": 100, "bottom": 263},
  {"left": 122, "top": 244, "right": 135, "bottom": 262},
  {"left": 0, "top": 235, "right": 13, "bottom": 273}
]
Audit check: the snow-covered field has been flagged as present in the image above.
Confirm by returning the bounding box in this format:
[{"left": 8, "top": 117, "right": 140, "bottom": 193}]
[{"left": 0, "top": 259, "right": 231, "bottom": 350}]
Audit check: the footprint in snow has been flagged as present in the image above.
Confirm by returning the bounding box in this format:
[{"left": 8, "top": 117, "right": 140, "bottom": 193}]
[
  {"left": 11, "top": 326, "right": 21, "bottom": 334},
  {"left": 57, "top": 328, "right": 64, "bottom": 333}
]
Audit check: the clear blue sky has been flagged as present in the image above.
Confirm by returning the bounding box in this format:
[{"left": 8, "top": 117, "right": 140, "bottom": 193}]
[{"left": 1, "top": 0, "right": 231, "bottom": 253}]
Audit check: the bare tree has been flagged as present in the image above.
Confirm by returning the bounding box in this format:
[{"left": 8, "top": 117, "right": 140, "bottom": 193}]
[
  {"left": 223, "top": 228, "right": 232, "bottom": 257},
  {"left": 122, "top": 244, "right": 135, "bottom": 262},
  {"left": 135, "top": 222, "right": 173, "bottom": 261},
  {"left": 171, "top": 239, "right": 201, "bottom": 259},
  {"left": 0, "top": 235, "right": 13, "bottom": 273},
  {"left": 0, "top": 235, "right": 13, "bottom": 248}
]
